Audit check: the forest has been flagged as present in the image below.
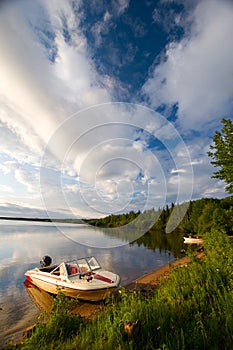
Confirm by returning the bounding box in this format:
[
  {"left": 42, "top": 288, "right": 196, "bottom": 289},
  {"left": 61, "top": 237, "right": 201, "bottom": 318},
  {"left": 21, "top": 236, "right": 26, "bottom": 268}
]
[{"left": 85, "top": 196, "right": 233, "bottom": 236}]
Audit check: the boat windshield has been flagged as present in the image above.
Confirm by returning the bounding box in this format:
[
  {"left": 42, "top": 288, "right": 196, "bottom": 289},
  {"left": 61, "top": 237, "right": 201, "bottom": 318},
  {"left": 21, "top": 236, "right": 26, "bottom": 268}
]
[
  {"left": 49, "top": 257, "right": 101, "bottom": 277},
  {"left": 50, "top": 263, "right": 67, "bottom": 276},
  {"left": 87, "top": 256, "right": 101, "bottom": 270},
  {"left": 77, "top": 258, "right": 91, "bottom": 274}
]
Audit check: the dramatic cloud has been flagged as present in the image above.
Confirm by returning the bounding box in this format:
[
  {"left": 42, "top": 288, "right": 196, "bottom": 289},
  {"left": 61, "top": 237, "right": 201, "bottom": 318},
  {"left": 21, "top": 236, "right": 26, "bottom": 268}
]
[
  {"left": 143, "top": 0, "right": 233, "bottom": 131},
  {"left": 39, "top": 103, "right": 193, "bottom": 219}
]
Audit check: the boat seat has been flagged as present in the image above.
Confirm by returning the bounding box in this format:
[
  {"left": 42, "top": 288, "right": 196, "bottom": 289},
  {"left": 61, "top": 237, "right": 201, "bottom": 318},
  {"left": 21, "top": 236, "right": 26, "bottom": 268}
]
[
  {"left": 71, "top": 266, "right": 78, "bottom": 274},
  {"left": 66, "top": 264, "right": 79, "bottom": 275}
]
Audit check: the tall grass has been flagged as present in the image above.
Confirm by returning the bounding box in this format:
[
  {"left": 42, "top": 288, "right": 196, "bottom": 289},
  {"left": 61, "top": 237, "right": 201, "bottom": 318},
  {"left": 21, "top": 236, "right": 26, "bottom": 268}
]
[{"left": 7, "top": 229, "right": 233, "bottom": 350}]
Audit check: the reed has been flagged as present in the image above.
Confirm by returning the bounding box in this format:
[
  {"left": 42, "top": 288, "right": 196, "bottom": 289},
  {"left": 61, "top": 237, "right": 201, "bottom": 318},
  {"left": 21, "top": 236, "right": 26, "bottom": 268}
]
[{"left": 7, "top": 229, "right": 233, "bottom": 350}]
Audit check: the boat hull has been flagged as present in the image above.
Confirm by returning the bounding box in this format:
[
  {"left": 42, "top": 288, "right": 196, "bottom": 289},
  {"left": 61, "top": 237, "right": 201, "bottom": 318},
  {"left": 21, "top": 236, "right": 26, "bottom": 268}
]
[{"left": 25, "top": 272, "right": 119, "bottom": 301}]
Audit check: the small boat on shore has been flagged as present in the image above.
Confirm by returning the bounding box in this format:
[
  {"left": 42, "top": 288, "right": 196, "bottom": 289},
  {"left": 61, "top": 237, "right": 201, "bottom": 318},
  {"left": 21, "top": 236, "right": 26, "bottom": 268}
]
[
  {"left": 25, "top": 256, "right": 120, "bottom": 301},
  {"left": 184, "top": 236, "right": 203, "bottom": 244}
]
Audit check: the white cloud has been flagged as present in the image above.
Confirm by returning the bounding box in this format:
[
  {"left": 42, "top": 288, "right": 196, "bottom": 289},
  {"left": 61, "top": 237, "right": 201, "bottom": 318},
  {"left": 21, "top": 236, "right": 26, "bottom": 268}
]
[
  {"left": 0, "top": 164, "right": 10, "bottom": 175},
  {"left": 184, "top": 136, "right": 226, "bottom": 200},
  {"left": 0, "top": 3, "right": 62, "bottom": 145},
  {"left": 1, "top": 161, "right": 39, "bottom": 193},
  {"left": 112, "top": 0, "right": 130, "bottom": 16},
  {"left": 143, "top": 0, "right": 233, "bottom": 131},
  {"left": 0, "top": 185, "right": 13, "bottom": 193},
  {"left": 171, "top": 168, "right": 187, "bottom": 174},
  {"left": 104, "top": 11, "right": 111, "bottom": 22},
  {"left": 91, "top": 11, "right": 113, "bottom": 47},
  {"left": 14, "top": 168, "right": 39, "bottom": 193},
  {"left": 0, "top": 103, "right": 44, "bottom": 162}
]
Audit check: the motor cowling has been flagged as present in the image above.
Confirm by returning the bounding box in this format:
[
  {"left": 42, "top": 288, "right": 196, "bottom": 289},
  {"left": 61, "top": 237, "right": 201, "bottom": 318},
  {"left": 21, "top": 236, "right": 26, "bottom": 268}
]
[{"left": 40, "top": 255, "right": 52, "bottom": 267}]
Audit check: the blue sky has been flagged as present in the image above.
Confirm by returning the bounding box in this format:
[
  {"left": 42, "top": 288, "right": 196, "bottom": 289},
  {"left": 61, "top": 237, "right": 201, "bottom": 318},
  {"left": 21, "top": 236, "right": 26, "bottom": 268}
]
[{"left": 0, "top": 0, "right": 233, "bottom": 219}]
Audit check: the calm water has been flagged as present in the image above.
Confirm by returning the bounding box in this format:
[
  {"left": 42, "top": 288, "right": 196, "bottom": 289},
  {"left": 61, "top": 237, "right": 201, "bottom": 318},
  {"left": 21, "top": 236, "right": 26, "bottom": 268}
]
[{"left": 0, "top": 220, "right": 184, "bottom": 346}]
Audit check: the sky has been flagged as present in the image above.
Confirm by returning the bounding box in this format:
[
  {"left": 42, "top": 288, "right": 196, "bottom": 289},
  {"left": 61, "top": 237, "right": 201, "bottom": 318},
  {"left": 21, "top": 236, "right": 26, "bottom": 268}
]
[{"left": 0, "top": 0, "right": 233, "bottom": 220}]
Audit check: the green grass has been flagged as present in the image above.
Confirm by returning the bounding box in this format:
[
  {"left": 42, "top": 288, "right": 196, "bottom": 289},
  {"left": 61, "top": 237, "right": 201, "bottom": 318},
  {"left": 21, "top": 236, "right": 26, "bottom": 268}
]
[{"left": 7, "top": 229, "right": 233, "bottom": 350}]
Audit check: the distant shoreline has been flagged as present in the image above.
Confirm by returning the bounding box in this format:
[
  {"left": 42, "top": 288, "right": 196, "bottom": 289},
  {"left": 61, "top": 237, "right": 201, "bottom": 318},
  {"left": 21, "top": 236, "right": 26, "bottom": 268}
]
[{"left": 0, "top": 217, "right": 84, "bottom": 224}]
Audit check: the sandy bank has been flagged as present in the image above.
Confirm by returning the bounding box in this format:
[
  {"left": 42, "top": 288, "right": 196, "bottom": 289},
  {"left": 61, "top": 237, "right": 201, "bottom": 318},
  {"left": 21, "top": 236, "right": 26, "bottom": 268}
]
[{"left": 126, "top": 251, "right": 204, "bottom": 293}]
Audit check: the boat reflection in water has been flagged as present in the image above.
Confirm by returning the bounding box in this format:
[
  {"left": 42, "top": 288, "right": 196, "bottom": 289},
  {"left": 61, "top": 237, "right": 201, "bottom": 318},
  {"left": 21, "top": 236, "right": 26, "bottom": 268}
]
[
  {"left": 24, "top": 280, "right": 54, "bottom": 314},
  {"left": 24, "top": 280, "right": 103, "bottom": 318}
]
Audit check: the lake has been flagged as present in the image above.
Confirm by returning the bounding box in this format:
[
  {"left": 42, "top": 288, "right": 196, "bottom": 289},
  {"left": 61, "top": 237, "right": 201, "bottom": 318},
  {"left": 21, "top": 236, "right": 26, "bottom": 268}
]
[{"left": 0, "top": 220, "right": 184, "bottom": 347}]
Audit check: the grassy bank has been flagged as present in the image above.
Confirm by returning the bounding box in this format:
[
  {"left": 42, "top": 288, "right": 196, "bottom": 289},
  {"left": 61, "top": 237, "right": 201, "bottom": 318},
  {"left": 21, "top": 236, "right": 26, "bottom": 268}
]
[{"left": 7, "top": 229, "right": 233, "bottom": 350}]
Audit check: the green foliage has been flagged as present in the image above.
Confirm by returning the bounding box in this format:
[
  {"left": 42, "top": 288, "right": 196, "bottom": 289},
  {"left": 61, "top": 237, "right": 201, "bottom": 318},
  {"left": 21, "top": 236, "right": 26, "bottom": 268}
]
[
  {"left": 203, "top": 229, "right": 233, "bottom": 288},
  {"left": 208, "top": 118, "right": 233, "bottom": 193},
  {"left": 13, "top": 293, "right": 83, "bottom": 350},
  {"left": 197, "top": 201, "right": 218, "bottom": 235},
  {"left": 212, "top": 207, "right": 229, "bottom": 232},
  {"left": 86, "top": 211, "right": 141, "bottom": 228}
]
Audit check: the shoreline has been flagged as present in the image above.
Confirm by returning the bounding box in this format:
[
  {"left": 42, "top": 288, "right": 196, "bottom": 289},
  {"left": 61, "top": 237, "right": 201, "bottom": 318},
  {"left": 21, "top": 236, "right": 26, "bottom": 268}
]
[{"left": 126, "top": 251, "right": 204, "bottom": 292}]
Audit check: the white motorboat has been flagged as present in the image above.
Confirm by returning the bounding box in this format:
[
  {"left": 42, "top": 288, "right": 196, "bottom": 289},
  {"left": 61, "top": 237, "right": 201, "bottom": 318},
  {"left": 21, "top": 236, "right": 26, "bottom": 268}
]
[
  {"left": 184, "top": 236, "right": 203, "bottom": 244},
  {"left": 25, "top": 256, "right": 120, "bottom": 301}
]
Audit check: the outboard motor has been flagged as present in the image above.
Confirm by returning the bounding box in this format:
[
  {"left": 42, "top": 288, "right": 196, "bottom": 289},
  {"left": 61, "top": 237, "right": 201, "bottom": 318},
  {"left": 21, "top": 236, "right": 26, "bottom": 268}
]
[{"left": 40, "top": 255, "right": 52, "bottom": 268}]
